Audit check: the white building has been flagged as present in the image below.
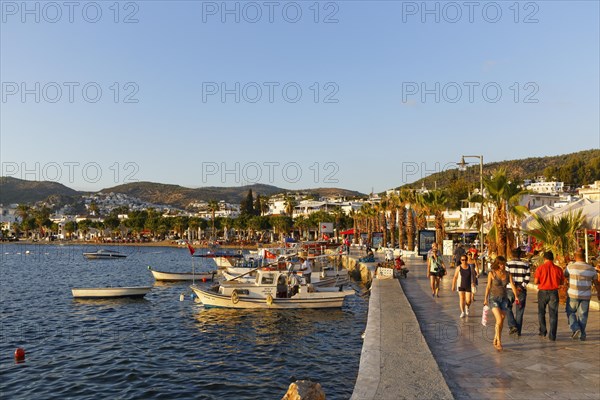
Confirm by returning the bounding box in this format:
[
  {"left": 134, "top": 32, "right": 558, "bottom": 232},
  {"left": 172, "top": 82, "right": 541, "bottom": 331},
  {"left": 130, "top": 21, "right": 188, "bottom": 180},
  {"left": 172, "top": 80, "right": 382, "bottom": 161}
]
[
  {"left": 267, "top": 198, "right": 288, "bottom": 215},
  {"left": 520, "top": 193, "right": 563, "bottom": 209},
  {"left": 578, "top": 181, "right": 600, "bottom": 201},
  {"left": 293, "top": 201, "right": 332, "bottom": 217},
  {"left": 340, "top": 201, "right": 364, "bottom": 215},
  {"left": 526, "top": 181, "right": 564, "bottom": 195},
  {"left": 0, "top": 204, "right": 20, "bottom": 231}
]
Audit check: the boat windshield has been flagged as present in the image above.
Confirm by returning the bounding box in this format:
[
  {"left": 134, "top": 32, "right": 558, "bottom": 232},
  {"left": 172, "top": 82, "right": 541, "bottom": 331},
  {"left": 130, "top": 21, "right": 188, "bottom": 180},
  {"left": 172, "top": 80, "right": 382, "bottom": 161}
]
[{"left": 260, "top": 274, "right": 275, "bottom": 285}]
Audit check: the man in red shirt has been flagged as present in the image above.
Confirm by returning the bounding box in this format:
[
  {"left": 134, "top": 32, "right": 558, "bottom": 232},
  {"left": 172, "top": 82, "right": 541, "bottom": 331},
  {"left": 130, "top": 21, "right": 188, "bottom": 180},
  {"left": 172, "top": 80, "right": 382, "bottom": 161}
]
[
  {"left": 534, "top": 251, "right": 565, "bottom": 341},
  {"left": 468, "top": 244, "right": 479, "bottom": 260}
]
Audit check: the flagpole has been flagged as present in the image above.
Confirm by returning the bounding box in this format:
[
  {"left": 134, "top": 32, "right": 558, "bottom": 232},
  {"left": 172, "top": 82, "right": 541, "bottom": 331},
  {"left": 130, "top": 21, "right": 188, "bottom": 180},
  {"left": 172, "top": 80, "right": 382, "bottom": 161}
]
[
  {"left": 186, "top": 241, "right": 196, "bottom": 285},
  {"left": 585, "top": 229, "right": 589, "bottom": 263}
]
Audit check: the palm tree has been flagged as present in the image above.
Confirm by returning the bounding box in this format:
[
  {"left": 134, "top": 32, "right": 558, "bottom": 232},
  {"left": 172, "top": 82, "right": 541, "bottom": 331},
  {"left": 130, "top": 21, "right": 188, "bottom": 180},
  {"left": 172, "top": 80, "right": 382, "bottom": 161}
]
[
  {"left": 330, "top": 207, "right": 345, "bottom": 242},
  {"left": 360, "top": 203, "right": 376, "bottom": 245},
  {"left": 484, "top": 169, "right": 528, "bottom": 258},
  {"left": 172, "top": 216, "right": 189, "bottom": 239},
  {"left": 378, "top": 194, "right": 389, "bottom": 247},
  {"left": 64, "top": 221, "right": 77, "bottom": 240},
  {"left": 89, "top": 201, "right": 99, "bottom": 216},
  {"left": 16, "top": 204, "right": 31, "bottom": 222},
  {"left": 349, "top": 209, "right": 359, "bottom": 245},
  {"left": 504, "top": 186, "right": 529, "bottom": 251},
  {"left": 402, "top": 190, "right": 419, "bottom": 251},
  {"left": 387, "top": 193, "right": 399, "bottom": 248},
  {"left": 207, "top": 200, "right": 220, "bottom": 239},
  {"left": 16, "top": 204, "right": 31, "bottom": 238},
  {"left": 527, "top": 210, "right": 584, "bottom": 266},
  {"left": 284, "top": 195, "right": 296, "bottom": 217},
  {"left": 271, "top": 215, "right": 293, "bottom": 240},
  {"left": 294, "top": 215, "right": 309, "bottom": 240},
  {"left": 78, "top": 219, "right": 92, "bottom": 239},
  {"left": 259, "top": 196, "right": 270, "bottom": 216},
  {"left": 33, "top": 206, "right": 51, "bottom": 238},
  {"left": 419, "top": 190, "right": 448, "bottom": 248}
]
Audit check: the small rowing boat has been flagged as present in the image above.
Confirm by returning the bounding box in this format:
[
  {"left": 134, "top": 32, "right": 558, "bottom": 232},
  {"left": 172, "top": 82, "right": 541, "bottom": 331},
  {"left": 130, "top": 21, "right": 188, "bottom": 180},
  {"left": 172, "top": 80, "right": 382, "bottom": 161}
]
[
  {"left": 147, "top": 266, "right": 216, "bottom": 282},
  {"left": 71, "top": 286, "right": 151, "bottom": 299}
]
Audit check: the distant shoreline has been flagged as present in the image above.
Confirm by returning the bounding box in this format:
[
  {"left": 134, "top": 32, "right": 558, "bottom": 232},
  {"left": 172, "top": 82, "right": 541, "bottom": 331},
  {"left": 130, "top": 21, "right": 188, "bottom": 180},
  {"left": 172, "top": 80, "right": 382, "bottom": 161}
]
[{"left": 1, "top": 240, "right": 258, "bottom": 250}]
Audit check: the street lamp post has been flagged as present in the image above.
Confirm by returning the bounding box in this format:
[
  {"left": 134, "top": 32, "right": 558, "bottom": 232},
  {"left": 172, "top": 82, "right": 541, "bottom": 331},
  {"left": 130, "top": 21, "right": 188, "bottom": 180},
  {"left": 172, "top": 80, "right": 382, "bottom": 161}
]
[{"left": 458, "top": 155, "right": 484, "bottom": 263}]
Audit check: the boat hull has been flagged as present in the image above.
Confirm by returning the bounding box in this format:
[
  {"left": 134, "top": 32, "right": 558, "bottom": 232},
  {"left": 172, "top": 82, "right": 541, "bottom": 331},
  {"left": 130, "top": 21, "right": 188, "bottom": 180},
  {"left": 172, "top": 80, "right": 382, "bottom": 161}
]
[
  {"left": 71, "top": 286, "right": 152, "bottom": 299},
  {"left": 213, "top": 257, "right": 235, "bottom": 268},
  {"left": 83, "top": 250, "right": 127, "bottom": 259},
  {"left": 149, "top": 268, "right": 215, "bottom": 282},
  {"left": 190, "top": 285, "right": 353, "bottom": 309}
]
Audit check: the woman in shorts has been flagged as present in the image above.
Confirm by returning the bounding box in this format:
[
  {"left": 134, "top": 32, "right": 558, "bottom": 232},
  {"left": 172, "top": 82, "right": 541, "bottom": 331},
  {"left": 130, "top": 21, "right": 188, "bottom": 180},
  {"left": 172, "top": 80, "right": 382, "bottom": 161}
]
[
  {"left": 484, "top": 256, "right": 519, "bottom": 351},
  {"left": 427, "top": 243, "right": 446, "bottom": 298},
  {"left": 452, "top": 255, "right": 476, "bottom": 318}
]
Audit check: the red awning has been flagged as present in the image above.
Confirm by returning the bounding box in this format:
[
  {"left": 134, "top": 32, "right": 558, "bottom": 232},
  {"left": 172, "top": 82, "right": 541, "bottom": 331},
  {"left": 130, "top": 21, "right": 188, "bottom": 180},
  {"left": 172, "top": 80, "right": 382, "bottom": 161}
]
[{"left": 340, "top": 228, "right": 355, "bottom": 235}]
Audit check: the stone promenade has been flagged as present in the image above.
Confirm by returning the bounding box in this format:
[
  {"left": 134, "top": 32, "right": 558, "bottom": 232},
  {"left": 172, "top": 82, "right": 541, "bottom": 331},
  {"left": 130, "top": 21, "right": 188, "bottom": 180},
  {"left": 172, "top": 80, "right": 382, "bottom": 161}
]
[{"left": 351, "top": 255, "right": 600, "bottom": 400}]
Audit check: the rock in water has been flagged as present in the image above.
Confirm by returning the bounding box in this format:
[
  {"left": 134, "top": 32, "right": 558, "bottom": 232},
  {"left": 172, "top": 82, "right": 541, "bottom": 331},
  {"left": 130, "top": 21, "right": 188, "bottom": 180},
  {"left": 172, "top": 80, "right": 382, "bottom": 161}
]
[{"left": 281, "top": 380, "right": 326, "bottom": 400}]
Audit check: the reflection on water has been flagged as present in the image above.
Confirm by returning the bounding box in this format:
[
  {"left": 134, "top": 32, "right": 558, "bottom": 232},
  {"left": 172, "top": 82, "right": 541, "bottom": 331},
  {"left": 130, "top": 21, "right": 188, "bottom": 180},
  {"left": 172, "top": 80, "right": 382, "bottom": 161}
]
[
  {"left": 0, "top": 244, "right": 367, "bottom": 400},
  {"left": 71, "top": 297, "right": 152, "bottom": 308}
]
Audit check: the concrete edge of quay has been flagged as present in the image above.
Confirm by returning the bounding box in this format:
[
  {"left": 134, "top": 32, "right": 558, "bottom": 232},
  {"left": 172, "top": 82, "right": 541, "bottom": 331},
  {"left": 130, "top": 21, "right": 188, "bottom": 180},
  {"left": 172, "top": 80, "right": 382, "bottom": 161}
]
[
  {"left": 345, "top": 255, "right": 453, "bottom": 400},
  {"left": 349, "top": 270, "right": 381, "bottom": 400}
]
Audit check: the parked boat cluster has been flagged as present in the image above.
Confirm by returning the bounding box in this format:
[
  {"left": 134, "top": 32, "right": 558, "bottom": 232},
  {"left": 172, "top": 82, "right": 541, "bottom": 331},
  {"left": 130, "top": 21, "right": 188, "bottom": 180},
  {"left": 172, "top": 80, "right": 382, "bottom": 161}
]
[{"left": 72, "top": 242, "right": 356, "bottom": 309}]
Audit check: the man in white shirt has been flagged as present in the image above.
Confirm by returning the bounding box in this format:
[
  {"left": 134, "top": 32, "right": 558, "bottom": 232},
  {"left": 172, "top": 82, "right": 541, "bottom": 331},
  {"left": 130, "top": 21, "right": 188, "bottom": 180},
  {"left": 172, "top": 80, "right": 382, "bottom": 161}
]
[
  {"left": 300, "top": 256, "right": 312, "bottom": 284},
  {"left": 565, "top": 249, "right": 600, "bottom": 341},
  {"left": 288, "top": 271, "right": 300, "bottom": 297}
]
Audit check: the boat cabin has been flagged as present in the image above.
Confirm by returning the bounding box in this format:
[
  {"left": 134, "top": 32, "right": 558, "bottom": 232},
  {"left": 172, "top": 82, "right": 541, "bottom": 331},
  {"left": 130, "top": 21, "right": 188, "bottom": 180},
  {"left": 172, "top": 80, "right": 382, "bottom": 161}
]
[{"left": 218, "top": 269, "right": 307, "bottom": 299}]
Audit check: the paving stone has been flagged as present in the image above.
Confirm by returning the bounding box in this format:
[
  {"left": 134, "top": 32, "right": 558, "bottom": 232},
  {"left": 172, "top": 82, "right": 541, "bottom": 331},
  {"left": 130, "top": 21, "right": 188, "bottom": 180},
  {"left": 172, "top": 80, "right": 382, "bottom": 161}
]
[{"left": 400, "top": 259, "right": 600, "bottom": 400}]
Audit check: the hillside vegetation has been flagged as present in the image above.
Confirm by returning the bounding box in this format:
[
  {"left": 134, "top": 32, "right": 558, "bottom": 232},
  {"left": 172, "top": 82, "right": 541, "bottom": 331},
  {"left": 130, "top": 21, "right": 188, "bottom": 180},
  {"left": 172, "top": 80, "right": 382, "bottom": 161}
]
[{"left": 401, "top": 149, "right": 600, "bottom": 191}]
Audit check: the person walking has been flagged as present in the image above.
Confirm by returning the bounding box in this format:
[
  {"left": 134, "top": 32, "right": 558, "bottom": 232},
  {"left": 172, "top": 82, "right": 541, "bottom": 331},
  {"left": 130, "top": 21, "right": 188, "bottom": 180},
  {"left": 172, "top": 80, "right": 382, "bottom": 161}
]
[
  {"left": 484, "top": 256, "right": 519, "bottom": 351},
  {"left": 534, "top": 251, "right": 564, "bottom": 341},
  {"left": 564, "top": 249, "right": 600, "bottom": 341},
  {"left": 506, "top": 248, "right": 531, "bottom": 336},
  {"left": 451, "top": 254, "right": 476, "bottom": 318},
  {"left": 453, "top": 244, "right": 465, "bottom": 268},
  {"left": 466, "top": 252, "right": 479, "bottom": 302},
  {"left": 427, "top": 242, "right": 446, "bottom": 298}
]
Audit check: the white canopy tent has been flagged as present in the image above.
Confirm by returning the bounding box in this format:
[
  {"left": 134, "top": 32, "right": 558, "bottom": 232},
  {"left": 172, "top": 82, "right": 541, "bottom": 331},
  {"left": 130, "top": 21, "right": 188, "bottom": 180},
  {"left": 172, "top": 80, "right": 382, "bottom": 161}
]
[{"left": 520, "top": 199, "right": 599, "bottom": 262}]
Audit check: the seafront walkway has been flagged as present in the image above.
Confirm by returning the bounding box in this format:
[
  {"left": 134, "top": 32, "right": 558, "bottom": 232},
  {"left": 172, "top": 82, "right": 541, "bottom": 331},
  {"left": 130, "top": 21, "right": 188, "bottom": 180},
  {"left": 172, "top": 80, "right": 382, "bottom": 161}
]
[{"left": 350, "top": 253, "right": 600, "bottom": 400}]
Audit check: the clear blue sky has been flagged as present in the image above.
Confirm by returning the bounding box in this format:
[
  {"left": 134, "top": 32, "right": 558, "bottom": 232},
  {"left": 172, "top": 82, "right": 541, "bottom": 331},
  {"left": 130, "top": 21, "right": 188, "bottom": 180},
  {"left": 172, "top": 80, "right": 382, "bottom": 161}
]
[{"left": 1, "top": 0, "right": 599, "bottom": 194}]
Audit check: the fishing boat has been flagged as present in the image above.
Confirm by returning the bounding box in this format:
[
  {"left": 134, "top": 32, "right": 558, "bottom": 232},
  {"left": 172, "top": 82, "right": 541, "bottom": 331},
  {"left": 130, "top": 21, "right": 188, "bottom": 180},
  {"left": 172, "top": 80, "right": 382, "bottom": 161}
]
[
  {"left": 221, "top": 269, "right": 256, "bottom": 283},
  {"left": 148, "top": 266, "right": 216, "bottom": 282},
  {"left": 190, "top": 269, "right": 355, "bottom": 309},
  {"left": 71, "top": 286, "right": 151, "bottom": 299},
  {"left": 83, "top": 249, "right": 127, "bottom": 259},
  {"left": 193, "top": 251, "right": 244, "bottom": 268}
]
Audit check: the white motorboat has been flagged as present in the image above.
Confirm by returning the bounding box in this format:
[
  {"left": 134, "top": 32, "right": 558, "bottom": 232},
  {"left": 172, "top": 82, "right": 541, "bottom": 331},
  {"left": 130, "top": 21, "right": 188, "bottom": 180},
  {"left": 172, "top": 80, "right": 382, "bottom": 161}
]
[
  {"left": 193, "top": 251, "right": 244, "bottom": 269},
  {"left": 148, "top": 266, "right": 216, "bottom": 282},
  {"left": 83, "top": 249, "right": 127, "bottom": 259},
  {"left": 191, "top": 269, "right": 354, "bottom": 309},
  {"left": 71, "top": 286, "right": 151, "bottom": 299},
  {"left": 221, "top": 270, "right": 256, "bottom": 283}
]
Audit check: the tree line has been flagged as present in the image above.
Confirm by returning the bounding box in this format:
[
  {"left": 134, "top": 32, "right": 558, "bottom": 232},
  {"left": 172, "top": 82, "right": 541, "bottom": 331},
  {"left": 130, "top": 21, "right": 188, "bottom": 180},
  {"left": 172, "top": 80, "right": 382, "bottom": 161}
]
[{"left": 5, "top": 169, "right": 595, "bottom": 264}]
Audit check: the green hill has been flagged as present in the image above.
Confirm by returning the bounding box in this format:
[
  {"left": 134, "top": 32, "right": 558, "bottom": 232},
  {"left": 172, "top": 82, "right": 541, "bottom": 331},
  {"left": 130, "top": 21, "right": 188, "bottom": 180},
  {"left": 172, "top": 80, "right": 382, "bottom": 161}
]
[
  {"left": 400, "top": 149, "right": 600, "bottom": 191},
  {"left": 0, "top": 177, "right": 80, "bottom": 205},
  {"left": 101, "top": 182, "right": 365, "bottom": 208}
]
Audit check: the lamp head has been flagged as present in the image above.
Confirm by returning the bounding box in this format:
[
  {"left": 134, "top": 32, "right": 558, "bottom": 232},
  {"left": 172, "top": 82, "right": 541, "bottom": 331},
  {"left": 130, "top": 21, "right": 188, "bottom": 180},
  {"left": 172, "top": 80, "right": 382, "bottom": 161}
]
[{"left": 457, "top": 156, "right": 467, "bottom": 171}]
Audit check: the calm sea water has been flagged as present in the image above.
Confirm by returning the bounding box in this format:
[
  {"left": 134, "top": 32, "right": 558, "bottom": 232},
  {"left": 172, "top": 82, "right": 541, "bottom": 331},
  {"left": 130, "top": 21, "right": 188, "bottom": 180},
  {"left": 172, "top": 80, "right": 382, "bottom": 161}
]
[{"left": 0, "top": 244, "right": 367, "bottom": 400}]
